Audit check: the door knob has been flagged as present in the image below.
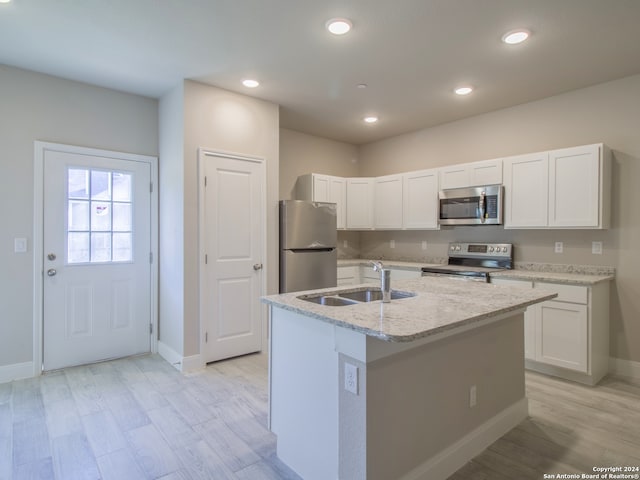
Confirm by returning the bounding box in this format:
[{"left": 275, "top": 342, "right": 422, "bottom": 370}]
[
  {"left": 47, "top": 253, "right": 56, "bottom": 261},
  {"left": 253, "top": 263, "right": 263, "bottom": 271},
  {"left": 47, "top": 268, "right": 57, "bottom": 277}
]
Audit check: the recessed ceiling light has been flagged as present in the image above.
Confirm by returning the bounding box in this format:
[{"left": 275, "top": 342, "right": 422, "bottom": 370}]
[
  {"left": 454, "top": 86, "right": 473, "bottom": 96},
  {"left": 357, "top": 83, "right": 368, "bottom": 89},
  {"left": 363, "top": 116, "right": 378, "bottom": 124},
  {"left": 0, "top": 0, "right": 12, "bottom": 4},
  {"left": 242, "top": 79, "right": 260, "bottom": 88},
  {"left": 502, "top": 29, "right": 530, "bottom": 45},
  {"left": 326, "top": 18, "right": 352, "bottom": 35}
]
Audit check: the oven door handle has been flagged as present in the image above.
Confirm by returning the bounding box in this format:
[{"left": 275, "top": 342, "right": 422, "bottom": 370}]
[{"left": 478, "top": 191, "right": 486, "bottom": 223}]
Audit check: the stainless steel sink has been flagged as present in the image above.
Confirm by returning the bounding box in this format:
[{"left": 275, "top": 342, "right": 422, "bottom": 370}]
[
  {"left": 339, "top": 289, "right": 416, "bottom": 302},
  {"left": 298, "top": 288, "right": 416, "bottom": 306},
  {"left": 300, "top": 295, "right": 359, "bottom": 306}
]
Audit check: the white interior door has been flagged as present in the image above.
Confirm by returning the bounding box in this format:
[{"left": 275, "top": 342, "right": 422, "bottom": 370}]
[
  {"left": 43, "top": 148, "right": 153, "bottom": 371},
  {"left": 200, "top": 151, "right": 264, "bottom": 363}
]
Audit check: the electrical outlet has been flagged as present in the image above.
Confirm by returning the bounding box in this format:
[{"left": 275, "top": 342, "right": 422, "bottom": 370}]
[
  {"left": 344, "top": 363, "right": 358, "bottom": 395},
  {"left": 469, "top": 385, "right": 477, "bottom": 408},
  {"left": 592, "top": 241, "right": 603, "bottom": 255},
  {"left": 555, "top": 242, "right": 564, "bottom": 254},
  {"left": 390, "top": 239, "right": 395, "bottom": 249},
  {"left": 421, "top": 241, "right": 427, "bottom": 250}
]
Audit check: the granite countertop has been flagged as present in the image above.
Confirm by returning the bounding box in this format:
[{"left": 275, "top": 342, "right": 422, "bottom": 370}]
[
  {"left": 262, "top": 277, "right": 556, "bottom": 343},
  {"left": 489, "top": 269, "right": 613, "bottom": 285},
  {"left": 338, "top": 259, "right": 615, "bottom": 285}
]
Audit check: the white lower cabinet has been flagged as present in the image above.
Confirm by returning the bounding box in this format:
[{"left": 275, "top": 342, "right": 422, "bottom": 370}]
[
  {"left": 490, "top": 277, "right": 609, "bottom": 385},
  {"left": 536, "top": 300, "right": 587, "bottom": 372}
]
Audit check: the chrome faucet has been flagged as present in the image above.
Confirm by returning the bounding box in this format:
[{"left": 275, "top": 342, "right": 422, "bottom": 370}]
[{"left": 371, "top": 261, "right": 391, "bottom": 303}]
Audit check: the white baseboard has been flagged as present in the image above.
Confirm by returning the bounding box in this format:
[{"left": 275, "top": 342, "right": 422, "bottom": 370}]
[
  {"left": 158, "top": 341, "right": 204, "bottom": 373},
  {"left": 609, "top": 357, "right": 640, "bottom": 380},
  {"left": 182, "top": 354, "right": 204, "bottom": 373},
  {"left": 0, "top": 361, "right": 35, "bottom": 384},
  {"left": 400, "top": 397, "right": 529, "bottom": 480}
]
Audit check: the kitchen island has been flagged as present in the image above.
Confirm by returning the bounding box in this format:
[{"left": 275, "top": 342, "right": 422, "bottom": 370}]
[{"left": 262, "top": 277, "right": 556, "bottom": 480}]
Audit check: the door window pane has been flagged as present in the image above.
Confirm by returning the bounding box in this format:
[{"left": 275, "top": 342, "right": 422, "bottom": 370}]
[
  {"left": 112, "top": 173, "right": 132, "bottom": 202},
  {"left": 91, "top": 171, "right": 111, "bottom": 200},
  {"left": 91, "top": 233, "right": 112, "bottom": 262},
  {"left": 68, "top": 169, "right": 89, "bottom": 199},
  {"left": 67, "top": 168, "right": 134, "bottom": 264},
  {"left": 113, "top": 233, "right": 132, "bottom": 262},
  {"left": 91, "top": 202, "right": 111, "bottom": 231},
  {"left": 68, "top": 200, "right": 89, "bottom": 231},
  {"left": 68, "top": 232, "right": 90, "bottom": 263},
  {"left": 112, "top": 203, "right": 131, "bottom": 231}
]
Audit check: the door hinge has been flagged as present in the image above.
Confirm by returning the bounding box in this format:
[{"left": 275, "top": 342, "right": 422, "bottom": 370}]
[
  {"left": 204, "top": 176, "right": 207, "bottom": 187},
  {"left": 149, "top": 252, "right": 153, "bottom": 264},
  {"left": 205, "top": 254, "right": 208, "bottom": 264},
  {"left": 150, "top": 323, "right": 153, "bottom": 334},
  {"left": 150, "top": 182, "right": 153, "bottom": 193},
  {"left": 205, "top": 332, "right": 208, "bottom": 343}
]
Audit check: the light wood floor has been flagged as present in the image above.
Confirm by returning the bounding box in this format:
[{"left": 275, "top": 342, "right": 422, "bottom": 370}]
[{"left": 1, "top": 354, "right": 639, "bottom": 480}]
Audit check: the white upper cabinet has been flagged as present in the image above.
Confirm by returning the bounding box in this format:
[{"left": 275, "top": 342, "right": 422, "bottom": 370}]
[
  {"left": 374, "top": 174, "right": 403, "bottom": 229},
  {"left": 346, "top": 177, "right": 375, "bottom": 229},
  {"left": 402, "top": 168, "right": 439, "bottom": 230},
  {"left": 504, "top": 144, "right": 610, "bottom": 229},
  {"left": 503, "top": 151, "right": 549, "bottom": 228},
  {"left": 548, "top": 144, "right": 609, "bottom": 228},
  {"left": 439, "top": 158, "right": 503, "bottom": 190},
  {"left": 296, "top": 173, "right": 347, "bottom": 229}
]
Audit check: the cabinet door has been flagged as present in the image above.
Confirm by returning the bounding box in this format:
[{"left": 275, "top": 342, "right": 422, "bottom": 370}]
[
  {"left": 346, "top": 178, "right": 375, "bottom": 229},
  {"left": 469, "top": 159, "right": 503, "bottom": 186},
  {"left": 548, "top": 144, "right": 600, "bottom": 228},
  {"left": 439, "top": 164, "right": 469, "bottom": 190},
  {"left": 374, "top": 174, "right": 403, "bottom": 229},
  {"left": 328, "top": 177, "right": 347, "bottom": 229},
  {"left": 312, "top": 174, "right": 331, "bottom": 202},
  {"left": 403, "top": 169, "right": 439, "bottom": 229},
  {"left": 503, "top": 152, "right": 549, "bottom": 228},
  {"left": 536, "top": 301, "right": 588, "bottom": 372}
]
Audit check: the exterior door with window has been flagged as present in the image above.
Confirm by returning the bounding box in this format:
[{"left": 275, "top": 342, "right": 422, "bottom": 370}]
[{"left": 43, "top": 148, "right": 152, "bottom": 371}]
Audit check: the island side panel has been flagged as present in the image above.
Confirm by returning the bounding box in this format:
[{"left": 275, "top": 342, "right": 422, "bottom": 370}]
[
  {"left": 364, "top": 314, "right": 527, "bottom": 480},
  {"left": 269, "top": 306, "right": 340, "bottom": 480}
]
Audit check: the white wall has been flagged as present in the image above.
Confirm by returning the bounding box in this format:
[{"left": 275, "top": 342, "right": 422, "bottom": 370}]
[
  {"left": 0, "top": 65, "right": 158, "bottom": 369},
  {"left": 279, "top": 128, "right": 359, "bottom": 200},
  {"left": 357, "top": 74, "right": 640, "bottom": 363},
  {"left": 158, "top": 80, "right": 279, "bottom": 358},
  {"left": 158, "top": 83, "right": 185, "bottom": 355}
]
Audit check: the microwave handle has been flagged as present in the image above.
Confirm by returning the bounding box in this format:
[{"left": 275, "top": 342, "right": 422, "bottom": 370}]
[{"left": 478, "top": 191, "right": 486, "bottom": 223}]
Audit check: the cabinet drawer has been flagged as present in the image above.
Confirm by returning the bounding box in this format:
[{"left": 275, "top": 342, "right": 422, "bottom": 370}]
[{"left": 535, "top": 283, "right": 588, "bottom": 304}]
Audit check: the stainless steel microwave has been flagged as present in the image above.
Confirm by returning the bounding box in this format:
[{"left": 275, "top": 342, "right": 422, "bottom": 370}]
[{"left": 438, "top": 185, "right": 503, "bottom": 225}]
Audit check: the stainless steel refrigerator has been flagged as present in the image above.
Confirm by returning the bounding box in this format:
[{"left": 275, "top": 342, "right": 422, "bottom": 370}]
[{"left": 279, "top": 200, "right": 337, "bottom": 293}]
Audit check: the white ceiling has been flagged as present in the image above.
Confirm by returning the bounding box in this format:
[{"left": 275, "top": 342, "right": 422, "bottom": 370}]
[{"left": 2, "top": 0, "right": 640, "bottom": 145}]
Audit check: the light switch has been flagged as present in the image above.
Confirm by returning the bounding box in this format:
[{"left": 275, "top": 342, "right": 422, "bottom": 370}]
[
  {"left": 554, "top": 242, "right": 563, "bottom": 254},
  {"left": 14, "top": 238, "right": 27, "bottom": 253}
]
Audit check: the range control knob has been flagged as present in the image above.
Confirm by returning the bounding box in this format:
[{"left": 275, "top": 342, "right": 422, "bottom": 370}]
[
  {"left": 450, "top": 245, "right": 456, "bottom": 251},
  {"left": 502, "top": 246, "right": 508, "bottom": 253},
  {"left": 455, "top": 245, "right": 461, "bottom": 251},
  {"left": 489, "top": 246, "right": 495, "bottom": 252}
]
